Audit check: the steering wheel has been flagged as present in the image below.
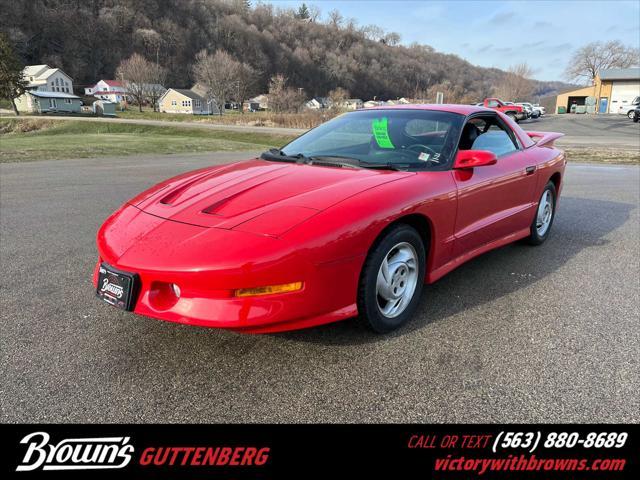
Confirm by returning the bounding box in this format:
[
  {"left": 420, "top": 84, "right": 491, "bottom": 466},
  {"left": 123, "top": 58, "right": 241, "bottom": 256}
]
[{"left": 406, "top": 143, "right": 439, "bottom": 160}]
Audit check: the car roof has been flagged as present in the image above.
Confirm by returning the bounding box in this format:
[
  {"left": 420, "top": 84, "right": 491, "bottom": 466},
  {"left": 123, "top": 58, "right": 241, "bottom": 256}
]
[{"left": 364, "top": 104, "right": 491, "bottom": 116}]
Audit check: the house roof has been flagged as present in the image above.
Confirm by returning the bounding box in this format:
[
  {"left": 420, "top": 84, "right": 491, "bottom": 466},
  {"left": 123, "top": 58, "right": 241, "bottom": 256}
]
[
  {"left": 190, "top": 83, "right": 209, "bottom": 98},
  {"left": 23, "top": 65, "right": 49, "bottom": 77},
  {"left": 93, "top": 91, "right": 124, "bottom": 95},
  {"left": 102, "top": 80, "right": 123, "bottom": 87},
  {"left": 23, "top": 65, "right": 73, "bottom": 86},
  {"left": 29, "top": 91, "right": 80, "bottom": 99},
  {"left": 171, "top": 88, "right": 204, "bottom": 101},
  {"left": 599, "top": 67, "right": 640, "bottom": 81}
]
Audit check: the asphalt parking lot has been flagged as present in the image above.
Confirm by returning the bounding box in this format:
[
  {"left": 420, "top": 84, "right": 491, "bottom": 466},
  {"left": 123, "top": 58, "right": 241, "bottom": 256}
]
[
  {"left": 1, "top": 149, "right": 638, "bottom": 423},
  {"left": 521, "top": 113, "right": 640, "bottom": 149}
]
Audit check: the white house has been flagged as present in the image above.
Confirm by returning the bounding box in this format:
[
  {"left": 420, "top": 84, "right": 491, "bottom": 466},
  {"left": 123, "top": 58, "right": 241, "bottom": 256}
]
[
  {"left": 15, "top": 65, "right": 78, "bottom": 113},
  {"left": 85, "top": 79, "right": 127, "bottom": 103},
  {"left": 340, "top": 98, "right": 363, "bottom": 110},
  {"left": 305, "top": 97, "right": 331, "bottom": 109},
  {"left": 363, "top": 100, "right": 383, "bottom": 108},
  {"left": 22, "top": 64, "right": 74, "bottom": 93}
]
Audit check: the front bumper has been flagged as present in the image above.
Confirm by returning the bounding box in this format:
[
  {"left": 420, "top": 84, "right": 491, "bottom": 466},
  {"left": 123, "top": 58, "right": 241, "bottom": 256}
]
[
  {"left": 93, "top": 254, "right": 362, "bottom": 333},
  {"left": 94, "top": 206, "right": 363, "bottom": 333}
]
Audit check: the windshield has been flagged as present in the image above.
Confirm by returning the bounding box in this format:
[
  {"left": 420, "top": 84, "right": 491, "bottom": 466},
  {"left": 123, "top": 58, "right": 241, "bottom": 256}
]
[{"left": 278, "top": 109, "right": 464, "bottom": 169}]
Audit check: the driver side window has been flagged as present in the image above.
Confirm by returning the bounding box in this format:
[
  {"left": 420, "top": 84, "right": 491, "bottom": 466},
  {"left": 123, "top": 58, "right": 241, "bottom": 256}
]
[{"left": 459, "top": 116, "right": 518, "bottom": 158}]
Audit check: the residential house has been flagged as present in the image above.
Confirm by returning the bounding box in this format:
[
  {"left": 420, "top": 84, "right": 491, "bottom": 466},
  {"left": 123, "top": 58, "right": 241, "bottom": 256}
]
[
  {"left": 363, "top": 100, "right": 383, "bottom": 108},
  {"left": 190, "top": 84, "right": 220, "bottom": 114},
  {"left": 340, "top": 98, "right": 363, "bottom": 110},
  {"left": 385, "top": 98, "right": 410, "bottom": 106},
  {"left": 14, "top": 90, "right": 82, "bottom": 114},
  {"left": 305, "top": 97, "right": 331, "bottom": 109},
  {"left": 245, "top": 94, "right": 269, "bottom": 111},
  {"left": 15, "top": 64, "right": 80, "bottom": 113},
  {"left": 158, "top": 88, "right": 212, "bottom": 114},
  {"left": 22, "top": 64, "right": 74, "bottom": 93},
  {"left": 85, "top": 79, "right": 127, "bottom": 104}
]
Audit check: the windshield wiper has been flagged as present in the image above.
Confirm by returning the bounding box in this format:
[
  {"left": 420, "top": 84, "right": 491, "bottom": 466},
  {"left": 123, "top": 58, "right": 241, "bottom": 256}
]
[
  {"left": 356, "top": 160, "right": 413, "bottom": 171},
  {"left": 302, "top": 155, "right": 410, "bottom": 171},
  {"left": 262, "top": 151, "right": 412, "bottom": 171},
  {"left": 260, "top": 148, "right": 304, "bottom": 163}
]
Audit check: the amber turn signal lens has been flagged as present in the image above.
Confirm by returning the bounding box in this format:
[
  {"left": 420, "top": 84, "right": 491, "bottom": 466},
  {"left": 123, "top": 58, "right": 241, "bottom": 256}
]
[{"left": 234, "top": 282, "right": 303, "bottom": 297}]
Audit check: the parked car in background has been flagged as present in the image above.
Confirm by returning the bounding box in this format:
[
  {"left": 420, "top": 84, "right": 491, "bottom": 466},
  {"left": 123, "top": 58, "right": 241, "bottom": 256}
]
[
  {"left": 619, "top": 96, "right": 640, "bottom": 119},
  {"left": 483, "top": 98, "right": 527, "bottom": 122},
  {"left": 516, "top": 102, "right": 541, "bottom": 119},
  {"left": 514, "top": 102, "right": 534, "bottom": 118},
  {"left": 533, "top": 104, "right": 546, "bottom": 116}
]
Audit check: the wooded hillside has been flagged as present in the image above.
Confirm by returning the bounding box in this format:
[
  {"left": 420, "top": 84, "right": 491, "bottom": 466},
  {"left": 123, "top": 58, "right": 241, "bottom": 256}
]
[{"left": 0, "top": 0, "right": 572, "bottom": 101}]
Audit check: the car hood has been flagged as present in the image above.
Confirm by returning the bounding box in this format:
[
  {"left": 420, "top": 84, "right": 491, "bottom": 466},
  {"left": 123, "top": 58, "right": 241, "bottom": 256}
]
[{"left": 130, "top": 159, "right": 413, "bottom": 231}]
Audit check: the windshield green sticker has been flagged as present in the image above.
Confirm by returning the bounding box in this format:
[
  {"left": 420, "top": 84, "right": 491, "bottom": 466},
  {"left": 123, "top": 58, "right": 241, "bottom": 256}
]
[{"left": 372, "top": 117, "right": 395, "bottom": 149}]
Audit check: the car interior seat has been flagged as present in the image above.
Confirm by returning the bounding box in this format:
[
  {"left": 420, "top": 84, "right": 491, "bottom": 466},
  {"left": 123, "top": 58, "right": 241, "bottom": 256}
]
[{"left": 458, "top": 123, "right": 481, "bottom": 150}]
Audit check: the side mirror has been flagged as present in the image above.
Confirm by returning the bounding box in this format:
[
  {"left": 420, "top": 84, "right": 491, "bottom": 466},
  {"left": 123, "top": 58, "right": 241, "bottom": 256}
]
[{"left": 454, "top": 150, "right": 498, "bottom": 169}]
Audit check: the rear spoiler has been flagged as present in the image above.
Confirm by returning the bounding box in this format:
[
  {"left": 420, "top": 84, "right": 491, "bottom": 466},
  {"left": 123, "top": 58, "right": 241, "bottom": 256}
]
[{"left": 526, "top": 131, "right": 564, "bottom": 148}]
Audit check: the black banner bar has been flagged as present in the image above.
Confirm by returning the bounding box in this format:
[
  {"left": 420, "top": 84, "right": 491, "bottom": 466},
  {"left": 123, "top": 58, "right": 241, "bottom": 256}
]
[{"left": 1, "top": 424, "right": 637, "bottom": 479}]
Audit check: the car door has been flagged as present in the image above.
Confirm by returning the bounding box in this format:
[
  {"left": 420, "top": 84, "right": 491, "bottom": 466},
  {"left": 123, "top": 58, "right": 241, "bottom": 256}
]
[{"left": 452, "top": 114, "right": 538, "bottom": 257}]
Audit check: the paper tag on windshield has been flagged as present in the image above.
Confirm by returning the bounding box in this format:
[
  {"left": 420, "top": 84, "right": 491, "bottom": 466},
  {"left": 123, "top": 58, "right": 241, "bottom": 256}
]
[
  {"left": 372, "top": 117, "right": 395, "bottom": 149},
  {"left": 418, "top": 152, "right": 430, "bottom": 162}
]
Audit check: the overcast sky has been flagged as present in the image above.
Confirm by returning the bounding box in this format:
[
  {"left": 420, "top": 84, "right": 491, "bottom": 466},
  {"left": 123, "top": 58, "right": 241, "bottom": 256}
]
[{"left": 269, "top": 0, "right": 640, "bottom": 81}]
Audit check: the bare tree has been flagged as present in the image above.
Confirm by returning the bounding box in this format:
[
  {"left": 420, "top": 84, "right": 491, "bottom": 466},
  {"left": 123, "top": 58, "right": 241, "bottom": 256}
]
[
  {"left": 495, "top": 63, "right": 534, "bottom": 101},
  {"left": 144, "top": 62, "right": 167, "bottom": 112},
  {"left": 268, "top": 74, "right": 304, "bottom": 112},
  {"left": 565, "top": 41, "right": 640, "bottom": 84},
  {"left": 116, "top": 53, "right": 152, "bottom": 112},
  {"left": 381, "top": 32, "right": 401, "bottom": 46},
  {"left": 235, "top": 62, "right": 257, "bottom": 113},
  {"left": 308, "top": 4, "right": 321, "bottom": 22},
  {"left": 193, "top": 49, "right": 242, "bottom": 115},
  {"left": 327, "top": 9, "right": 343, "bottom": 28},
  {"left": 361, "top": 25, "right": 384, "bottom": 42},
  {"left": 328, "top": 87, "right": 349, "bottom": 109}
]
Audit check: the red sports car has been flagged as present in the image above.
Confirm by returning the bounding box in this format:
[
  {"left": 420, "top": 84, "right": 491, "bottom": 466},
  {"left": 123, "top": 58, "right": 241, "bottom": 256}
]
[{"left": 94, "top": 105, "right": 565, "bottom": 333}]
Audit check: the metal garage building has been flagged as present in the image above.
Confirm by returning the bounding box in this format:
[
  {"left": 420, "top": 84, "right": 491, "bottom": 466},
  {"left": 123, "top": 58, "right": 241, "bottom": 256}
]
[
  {"left": 555, "top": 67, "right": 640, "bottom": 115},
  {"left": 604, "top": 68, "right": 640, "bottom": 114}
]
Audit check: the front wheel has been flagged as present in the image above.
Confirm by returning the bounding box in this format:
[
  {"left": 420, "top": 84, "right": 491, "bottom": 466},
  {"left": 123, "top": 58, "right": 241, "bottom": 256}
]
[
  {"left": 527, "top": 182, "right": 557, "bottom": 245},
  {"left": 628, "top": 110, "right": 635, "bottom": 119},
  {"left": 357, "top": 224, "right": 426, "bottom": 333}
]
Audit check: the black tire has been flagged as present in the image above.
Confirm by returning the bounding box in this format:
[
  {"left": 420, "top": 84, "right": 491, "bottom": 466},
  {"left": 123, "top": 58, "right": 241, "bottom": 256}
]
[
  {"left": 627, "top": 110, "right": 635, "bottom": 119},
  {"left": 506, "top": 112, "right": 518, "bottom": 123},
  {"left": 357, "top": 224, "right": 426, "bottom": 333},
  {"left": 527, "top": 181, "right": 557, "bottom": 245}
]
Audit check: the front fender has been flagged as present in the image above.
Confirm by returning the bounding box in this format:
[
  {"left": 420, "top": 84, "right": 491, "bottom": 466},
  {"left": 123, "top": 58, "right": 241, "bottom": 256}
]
[{"left": 283, "top": 171, "right": 458, "bottom": 275}]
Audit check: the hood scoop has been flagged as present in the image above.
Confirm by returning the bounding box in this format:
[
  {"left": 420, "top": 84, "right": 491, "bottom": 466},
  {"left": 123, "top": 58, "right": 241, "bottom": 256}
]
[
  {"left": 201, "top": 178, "right": 283, "bottom": 216},
  {"left": 134, "top": 159, "right": 413, "bottom": 229}
]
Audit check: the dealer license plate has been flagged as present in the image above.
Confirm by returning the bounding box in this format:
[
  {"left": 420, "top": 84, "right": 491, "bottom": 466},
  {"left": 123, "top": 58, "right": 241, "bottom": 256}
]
[{"left": 96, "top": 263, "right": 138, "bottom": 311}]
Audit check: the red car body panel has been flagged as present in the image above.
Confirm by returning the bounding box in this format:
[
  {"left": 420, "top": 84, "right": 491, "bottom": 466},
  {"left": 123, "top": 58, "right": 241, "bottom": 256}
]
[{"left": 94, "top": 105, "right": 565, "bottom": 333}]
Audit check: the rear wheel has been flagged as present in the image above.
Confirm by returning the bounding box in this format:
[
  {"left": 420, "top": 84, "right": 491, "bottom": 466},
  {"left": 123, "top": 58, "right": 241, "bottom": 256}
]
[
  {"left": 506, "top": 112, "right": 518, "bottom": 123},
  {"left": 357, "top": 224, "right": 426, "bottom": 333},
  {"left": 527, "top": 182, "right": 557, "bottom": 245}
]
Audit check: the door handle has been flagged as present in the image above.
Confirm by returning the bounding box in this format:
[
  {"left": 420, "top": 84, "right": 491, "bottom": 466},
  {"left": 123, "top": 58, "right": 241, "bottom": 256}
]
[{"left": 525, "top": 165, "right": 536, "bottom": 175}]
